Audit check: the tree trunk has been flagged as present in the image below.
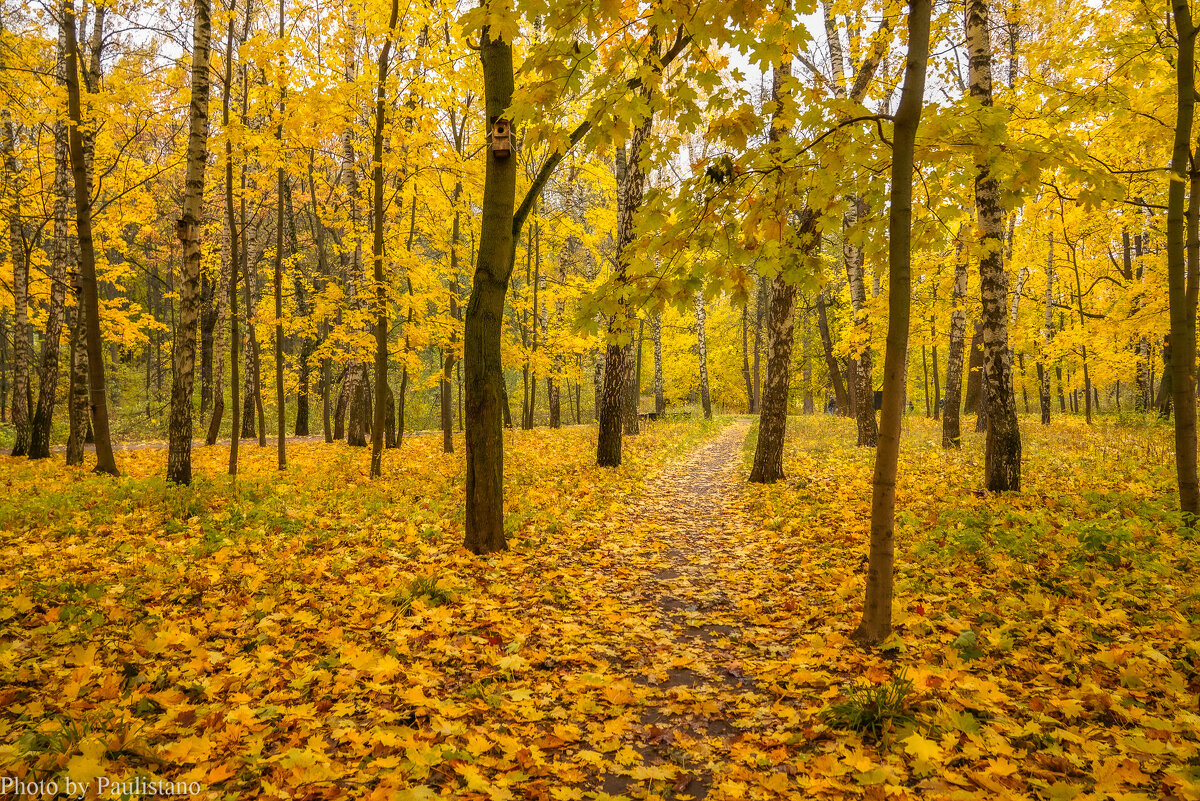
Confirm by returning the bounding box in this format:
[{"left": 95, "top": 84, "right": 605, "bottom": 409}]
[
  {"left": 621, "top": 339, "right": 640, "bottom": 434},
  {"left": 222, "top": 2, "right": 241, "bottom": 473},
  {"left": 548, "top": 241, "right": 564, "bottom": 429},
  {"left": 63, "top": 0, "right": 117, "bottom": 475},
  {"left": 385, "top": 379, "right": 397, "bottom": 448},
  {"left": 368, "top": 0, "right": 399, "bottom": 477},
  {"left": 333, "top": 374, "right": 347, "bottom": 440},
  {"left": 284, "top": 181, "right": 311, "bottom": 438},
  {"left": 928, "top": 271, "right": 941, "bottom": 420},
  {"left": 66, "top": 299, "right": 88, "bottom": 465},
  {"left": 741, "top": 300, "right": 754, "bottom": 412},
  {"left": 205, "top": 178, "right": 229, "bottom": 447},
  {"left": 696, "top": 289, "right": 712, "bottom": 419},
  {"left": 501, "top": 374, "right": 513, "bottom": 428},
  {"left": 463, "top": 25, "right": 517, "bottom": 553},
  {"left": 942, "top": 235, "right": 968, "bottom": 447},
  {"left": 547, "top": 343, "right": 561, "bottom": 428},
  {"left": 29, "top": 22, "right": 72, "bottom": 460},
  {"left": 963, "top": 325, "right": 984, "bottom": 413},
  {"left": 802, "top": 316, "right": 814, "bottom": 413},
  {"left": 271, "top": 0, "right": 288, "bottom": 471},
  {"left": 339, "top": 37, "right": 369, "bottom": 450},
  {"left": 442, "top": 197, "right": 461, "bottom": 451},
  {"left": 749, "top": 273, "right": 799, "bottom": 483},
  {"left": 922, "top": 345, "right": 930, "bottom": 416},
  {"left": 241, "top": 346, "right": 257, "bottom": 439},
  {"left": 242, "top": 246, "right": 266, "bottom": 446},
  {"left": 1069, "top": 240, "right": 1092, "bottom": 425},
  {"left": 652, "top": 311, "right": 665, "bottom": 415},
  {"left": 200, "top": 260, "right": 215, "bottom": 422},
  {"left": 166, "top": 0, "right": 212, "bottom": 485},
  {"left": 976, "top": 355, "right": 988, "bottom": 433},
  {"left": 749, "top": 39, "right": 812, "bottom": 490},
  {"left": 845, "top": 196, "right": 878, "bottom": 446},
  {"left": 442, "top": 350, "right": 455, "bottom": 450},
  {"left": 816, "top": 292, "right": 849, "bottom": 414},
  {"left": 1056, "top": 361, "right": 1067, "bottom": 412},
  {"left": 5, "top": 121, "right": 31, "bottom": 458},
  {"left": 0, "top": 309, "right": 7, "bottom": 424},
  {"left": 753, "top": 274, "right": 765, "bottom": 411},
  {"left": 304, "top": 146, "right": 332, "bottom": 444},
  {"left": 598, "top": 115, "right": 653, "bottom": 466},
  {"left": 347, "top": 361, "right": 372, "bottom": 446},
  {"left": 1167, "top": 0, "right": 1200, "bottom": 515},
  {"left": 293, "top": 293, "right": 310, "bottom": 437},
  {"left": 854, "top": 0, "right": 930, "bottom": 646},
  {"left": 968, "top": 0, "right": 1021, "bottom": 491}
]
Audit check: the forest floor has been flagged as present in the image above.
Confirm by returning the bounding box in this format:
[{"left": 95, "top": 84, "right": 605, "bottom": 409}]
[{"left": 0, "top": 414, "right": 1198, "bottom": 800}]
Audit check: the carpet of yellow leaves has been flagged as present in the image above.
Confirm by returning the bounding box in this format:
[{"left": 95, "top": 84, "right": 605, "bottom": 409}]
[
  {"left": 741, "top": 415, "right": 1200, "bottom": 801},
  {"left": 0, "top": 415, "right": 1197, "bottom": 801}
]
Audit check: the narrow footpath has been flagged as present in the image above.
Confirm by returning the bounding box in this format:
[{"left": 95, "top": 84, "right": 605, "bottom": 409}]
[{"left": 589, "top": 419, "right": 798, "bottom": 799}]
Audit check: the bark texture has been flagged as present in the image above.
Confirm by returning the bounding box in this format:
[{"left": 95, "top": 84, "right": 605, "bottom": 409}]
[
  {"left": 66, "top": 300, "right": 88, "bottom": 465},
  {"left": 29, "top": 20, "right": 71, "bottom": 459},
  {"left": 750, "top": 48, "right": 804, "bottom": 485},
  {"left": 273, "top": 0, "right": 288, "bottom": 471},
  {"left": 166, "top": 0, "right": 212, "bottom": 485},
  {"left": 369, "top": 0, "right": 399, "bottom": 478},
  {"left": 967, "top": 0, "right": 1021, "bottom": 491},
  {"left": 63, "top": 0, "right": 117, "bottom": 475},
  {"left": 844, "top": 198, "right": 878, "bottom": 446},
  {"left": 1167, "top": 0, "right": 1200, "bottom": 516},
  {"left": 6, "top": 121, "right": 31, "bottom": 458},
  {"left": 463, "top": 26, "right": 517, "bottom": 553},
  {"left": 652, "top": 312, "right": 665, "bottom": 415},
  {"left": 854, "top": 0, "right": 930, "bottom": 646},
  {"left": 816, "top": 292, "right": 848, "bottom": 414},
  {"left": 1039, "top": 233, "right": 1053, "bottom": 425},
  {"left": 598, "top": 118, "right": 652, "bottom": 467},
  {"left": 696, "top": 289, "right": 712, "bottom": 419},
  {"left": 942, "top": 236, "right": 969, "bottom": 447}
]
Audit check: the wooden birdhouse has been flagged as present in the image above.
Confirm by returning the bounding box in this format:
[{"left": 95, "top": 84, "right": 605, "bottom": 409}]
[{"left": 491, "top": 118, "right": 511, "bottom": 159}]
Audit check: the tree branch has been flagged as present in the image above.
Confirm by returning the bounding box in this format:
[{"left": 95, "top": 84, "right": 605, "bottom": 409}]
[{"left": 512, "top": 27, "right": 692, "bottom": 236}]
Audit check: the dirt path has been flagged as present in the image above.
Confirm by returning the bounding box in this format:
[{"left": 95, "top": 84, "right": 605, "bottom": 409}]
[{"left": 593, "top": 418, "right": 781, "bottom": 799}]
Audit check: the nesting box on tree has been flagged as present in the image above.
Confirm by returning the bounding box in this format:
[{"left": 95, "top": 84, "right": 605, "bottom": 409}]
[{"left": 491, "top": 118, "right": 511, "bottom": 158}]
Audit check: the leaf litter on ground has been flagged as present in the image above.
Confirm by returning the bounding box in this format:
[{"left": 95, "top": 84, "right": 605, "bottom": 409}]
[{"left": 0, "top": 414, "right": 1196, "bottom": 800}]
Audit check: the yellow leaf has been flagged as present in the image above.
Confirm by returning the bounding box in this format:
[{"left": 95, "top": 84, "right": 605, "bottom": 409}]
[
  {"left": 903, "top": 733, "right": 944, "bottom": 763},
  {"left": 65, "top": 739, "right": 108, "bottom": 786}
]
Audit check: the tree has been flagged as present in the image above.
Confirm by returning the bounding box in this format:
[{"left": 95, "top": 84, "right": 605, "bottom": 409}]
[
  {"left": 942, "top": 232, "right": 968, "bottom": 447},
  {"left": 598, "top": 117, "right": 654, "bottom": 467},
  {"left": 463, "top": 9, "right": 691, "bottom": 552},
  {"left": 966, "top": 0, "right": 1021, "bottom": 491},
  {"left": 224, "top": 0, "right": 242, "bottom": 476},
  {"left": 166, "top": 0, "right": 213, "bottom": 486},
  {"left": 853, "top": 0, "right": 931, "bottom": 646},
  {"left": 28, "top": 18, "right": 71, "bottom": 460},
  {"left": 695, "top": 288, "right": 712, "bottom": 419},
  {"left": 273, "top": 0, "right": 287, "bottom": 471},
  {"left": 63, "top": 0, "right": 117, "bottom": 476},
  {"left": 1038, "top": 232, "right": 1053, "bottom": 425},
  {"left": 463, "top": 22, "right": 518, "bottom": 553},
  {"left": 5, "top": 119, "right": 30, "bottom": 458},
  {"left": 1167, "top": 0, "right": 1199, "bottom": 516},
  {"left": 748, "top": 44, "right": 800, "bottom": 486},
  {"left": 369, "top": 0, "right": 401, "bottom": 479}
]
